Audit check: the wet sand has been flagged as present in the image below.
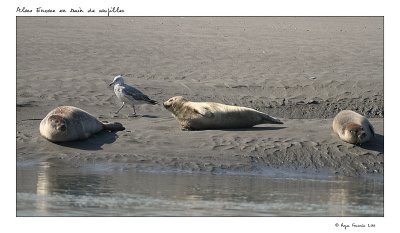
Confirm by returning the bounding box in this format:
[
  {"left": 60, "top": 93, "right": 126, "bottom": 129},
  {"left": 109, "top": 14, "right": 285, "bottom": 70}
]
[{"left": 16, "top": 17, "right": 383, "bottom": 177}]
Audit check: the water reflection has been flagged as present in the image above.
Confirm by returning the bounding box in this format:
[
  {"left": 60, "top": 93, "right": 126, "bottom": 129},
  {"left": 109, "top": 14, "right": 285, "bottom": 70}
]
[
  {"left": 36, "top": 162, "right": 51, "bottom": 196},
  {"left": 18, "top": 160, "right": 112, "bottom": 215},
  {"left": 37, "top": 165, "right": 108, "bottom": 196},
  {"left": 17, "top": 159, "right": 383, "bottom": 216}
]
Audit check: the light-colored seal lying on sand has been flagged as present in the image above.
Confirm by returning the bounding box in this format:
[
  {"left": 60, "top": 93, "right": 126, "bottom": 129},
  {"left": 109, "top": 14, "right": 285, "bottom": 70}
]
[
  {"left": 40, "top": 106, "right": 125, "bottom": 142},
  {"left": 332, "top": 110, "right": 375, "bottom": 145},
  {"left": 163, "top": 96, "right": 283, "bottom": 130}
]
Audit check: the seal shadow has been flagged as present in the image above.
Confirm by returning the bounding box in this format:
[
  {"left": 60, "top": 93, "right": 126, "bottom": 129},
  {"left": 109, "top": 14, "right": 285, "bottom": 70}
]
[
  {"left": 55, "top": 131, "right": 119, "bottom": 151},
  {"left": 218, "top": 126, "right": 287, "bottom": 132},
  {"left": 359, "top": 133, "right": 384, "bottom": 154}
]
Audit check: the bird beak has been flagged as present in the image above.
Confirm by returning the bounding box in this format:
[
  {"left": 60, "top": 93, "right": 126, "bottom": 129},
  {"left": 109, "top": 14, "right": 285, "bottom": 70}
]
[{"left": 109, "top": 81, "right": 114, "bottom": 86}]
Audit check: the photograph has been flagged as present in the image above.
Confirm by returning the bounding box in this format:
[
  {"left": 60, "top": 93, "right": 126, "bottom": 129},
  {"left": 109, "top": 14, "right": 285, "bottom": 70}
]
[{"left": 16, "top": 16, "right": 383, "bottom": 217}]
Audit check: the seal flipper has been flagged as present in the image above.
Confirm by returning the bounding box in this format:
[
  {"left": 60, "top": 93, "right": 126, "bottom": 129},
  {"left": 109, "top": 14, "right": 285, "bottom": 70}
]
[
  {"left": 102, "top": 122, "right": 125, "bottom": 131},
  {"left": 260, "top": 113, "right": 283, "bottom": 124},
  {"left": 193, "top": 106, "right": 214, "bottom": 118}
]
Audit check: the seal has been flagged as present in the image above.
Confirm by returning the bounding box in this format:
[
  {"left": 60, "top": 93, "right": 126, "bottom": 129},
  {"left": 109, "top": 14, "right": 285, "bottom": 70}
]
[
  {"left": 163, "top": 96, "right": 283, "bottom": 130},
  {"left": 40, "top": 106, "right": 125, "bottom": 142},
  {"left": 332, "top": 110, "right": 375, "bottom": 145}
]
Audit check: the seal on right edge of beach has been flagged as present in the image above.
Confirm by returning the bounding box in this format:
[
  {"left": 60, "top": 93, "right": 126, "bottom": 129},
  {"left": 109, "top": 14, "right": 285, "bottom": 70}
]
[
  {"left": 40, "top": 106, "right": 125, "bottom": 142},
  {"left": 163, "top": 96, "right": 283, "bottom": 130},
  {"left": 332, "top": 110, "right": 375, "bottom": 145}
]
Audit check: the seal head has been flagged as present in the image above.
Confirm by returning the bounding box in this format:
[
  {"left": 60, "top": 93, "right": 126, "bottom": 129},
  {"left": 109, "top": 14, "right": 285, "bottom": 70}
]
[
  {"left": 163, "top": 96, "right": 187, "bottom": 111},
  {"left": 41, "top": 114, "right": 68, "bottom": 141},
  {"left": 343, "top": 123, "right": 368, "bottom": 145}
]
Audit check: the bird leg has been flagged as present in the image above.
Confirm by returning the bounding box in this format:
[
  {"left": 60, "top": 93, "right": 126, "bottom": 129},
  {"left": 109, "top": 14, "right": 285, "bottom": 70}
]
[
  {"left": 131, "top": 105, "right": 137, "bottom": 117},
  {"left": 128, "top": 104, "right": 140, "bottom": 117},
  {"left": 115, "top": 102, "right": 125, "bottom": 114}
]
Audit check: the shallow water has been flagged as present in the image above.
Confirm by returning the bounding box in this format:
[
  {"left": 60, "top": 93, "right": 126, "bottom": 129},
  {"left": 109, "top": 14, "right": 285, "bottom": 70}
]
[{"left": 16, "top": 160, "right": 383, "bottom": 216}]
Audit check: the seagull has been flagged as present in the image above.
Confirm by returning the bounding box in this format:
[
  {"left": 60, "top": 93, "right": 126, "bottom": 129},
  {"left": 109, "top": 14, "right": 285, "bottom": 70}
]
[{"left": 109, "top": 75, "right": 157, "bottom": 116}]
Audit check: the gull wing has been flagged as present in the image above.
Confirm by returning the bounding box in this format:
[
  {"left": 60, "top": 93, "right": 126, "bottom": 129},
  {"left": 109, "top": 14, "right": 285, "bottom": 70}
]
[{"left": 121, "top": 84, "right": 156, "bottom": 103}]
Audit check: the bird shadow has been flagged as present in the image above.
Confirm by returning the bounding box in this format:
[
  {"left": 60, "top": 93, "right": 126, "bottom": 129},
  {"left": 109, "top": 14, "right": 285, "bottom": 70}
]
[
  {"left": 55, "top": 131, "right": 119, "bottom": 151},
  {"left": 359, "top": 133, "right": 384, "bottom": 153},
  {"left": 141, "top": 114, "right": 159, "bottom": 119},
  {"left": 218, "top": 126, "right": 287, "bottom": 132}
]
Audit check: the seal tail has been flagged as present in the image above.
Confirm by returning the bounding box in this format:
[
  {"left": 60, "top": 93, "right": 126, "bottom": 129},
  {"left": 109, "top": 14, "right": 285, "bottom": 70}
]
[
  {"left": 102, "top": 122, "right": 125, "bottom": 131},
  {"left": 261, "top": 113, "right": 283, "bottom": 124}
]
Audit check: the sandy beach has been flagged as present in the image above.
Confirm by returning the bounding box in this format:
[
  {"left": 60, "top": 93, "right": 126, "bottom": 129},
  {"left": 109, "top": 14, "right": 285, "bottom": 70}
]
[{"left": 17, "top": 17, "right": 383, "bottom": 178}]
